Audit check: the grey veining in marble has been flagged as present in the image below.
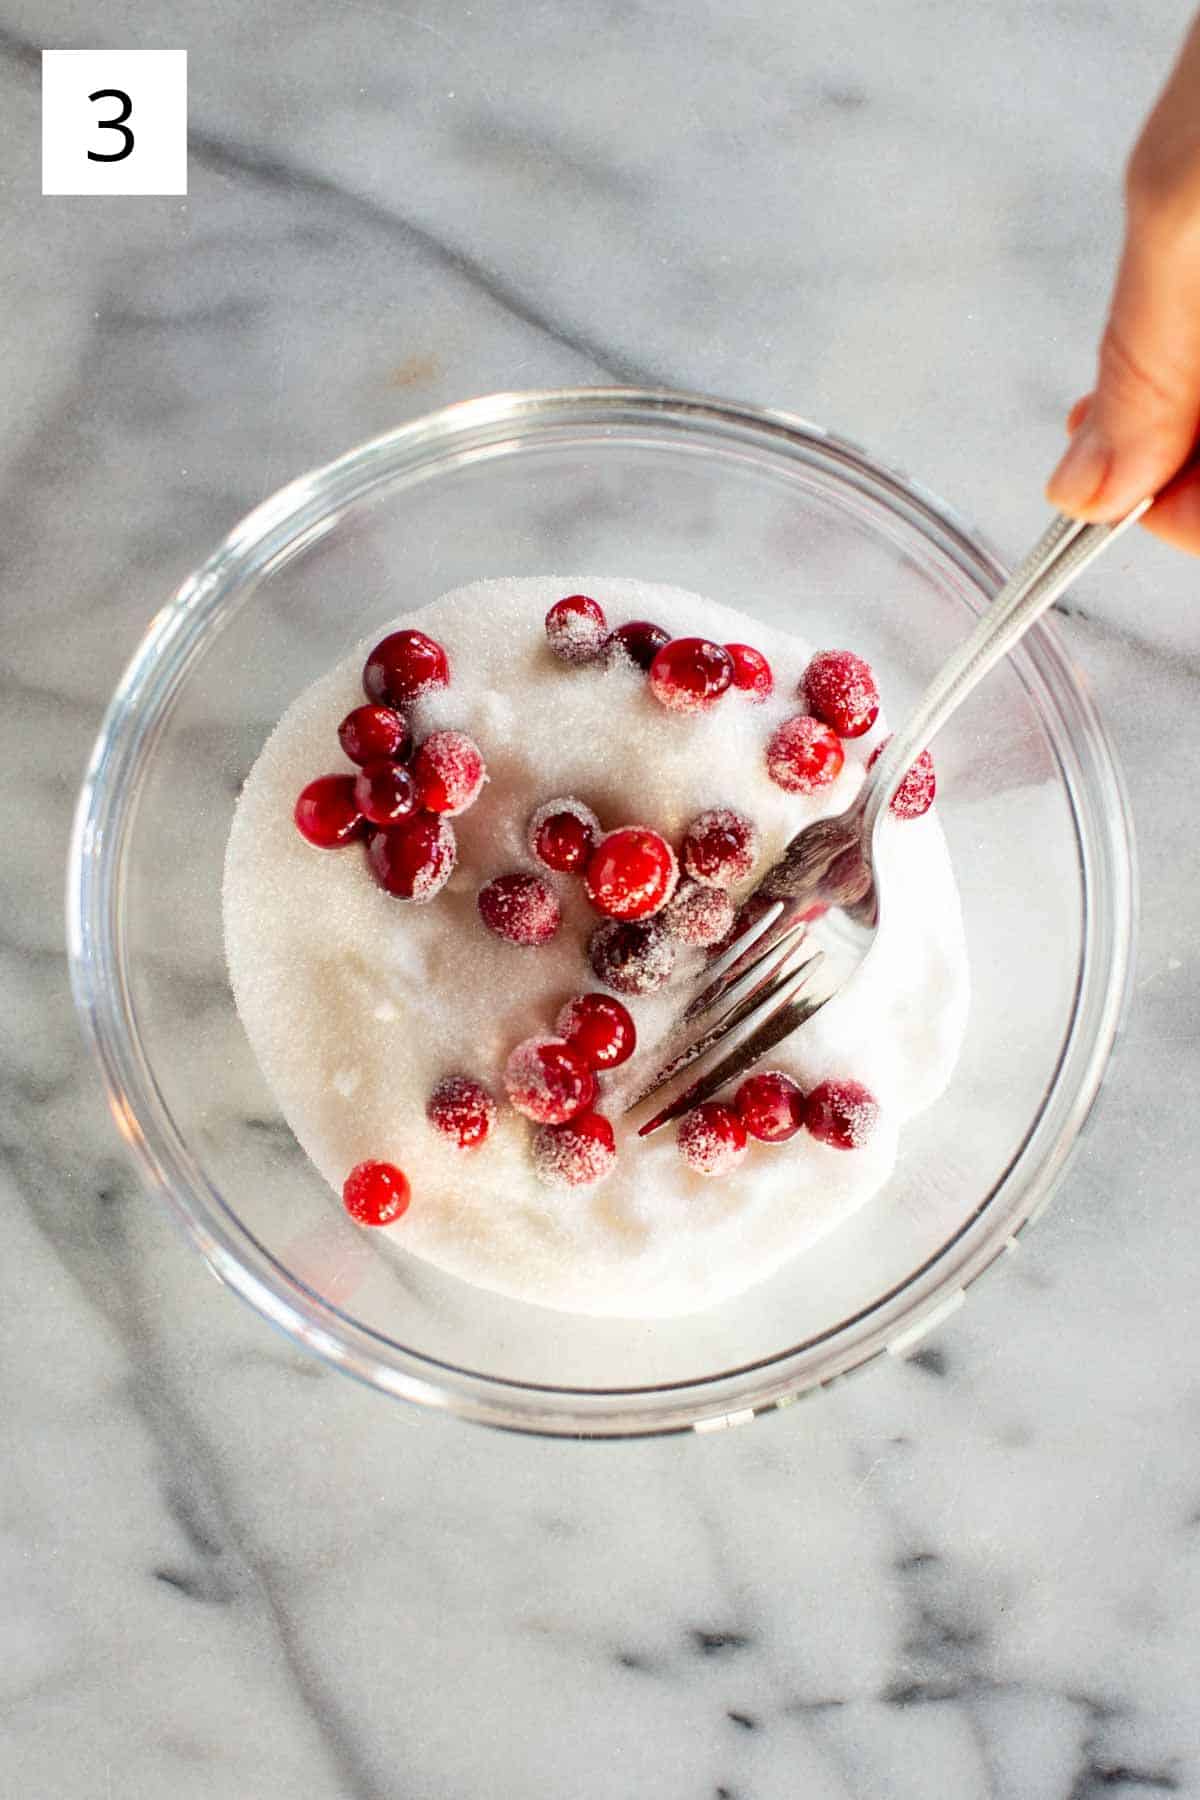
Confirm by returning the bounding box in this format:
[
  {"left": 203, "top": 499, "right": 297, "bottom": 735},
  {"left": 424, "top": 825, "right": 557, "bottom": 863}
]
[{"left": 4, "top": 1, "right": 1200, "bottom": 1795}]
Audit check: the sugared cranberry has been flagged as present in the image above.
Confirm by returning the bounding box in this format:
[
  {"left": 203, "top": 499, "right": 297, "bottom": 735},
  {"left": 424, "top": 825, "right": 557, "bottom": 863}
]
[
  {"left": 338, "top": 704, "right": 412, "bottom": 767},
  {"left": 735, "top": 1071, "right": 806, "bottom": 1143},
  {"left": 412, "top": 730, "right": 487, "bottom": 816},
  {"left": 802, "top": 649, "right": 879, "bottom": 738},
  {"left": 677, "top": 1102, "right": 748, "bottom": 1178},
  {"left": 725, "top": 643, "right": 774, "bottom": 701},
  {"left": 342, "top": 1160, "right": 411, "bottom": 1226},
  {"left": 366, "top": 815, "right": 456, "bottom": 901},
  {"left": 294, "top": 775, "right": 364, "bottom": 848},
  {"left": 532, "top": 1112, "right": 617, "bottom": 1189},
  {"left": 682, "top": 808, "right": 759, "bottom": 889},
  {"left": 604, "top": 619, "right": 670, "bottom": 672},
  {"left": 663, "top": 879, "right": 736, "bottom": 947},
  {"left": 353, "top": 759, "right": 419, "bottom": 826},
  {"left": 805, "top": 1079, "right": 880, "bottom": 1150},
  {"left": 584, "top": 827, "right": 678, "bottom": 920},
  {"left": 477, "top": 872, "right": 562, "bottom": 947},
  {"left": 556, "top": 993, "right": 637, "bottom": 1071},
  {"left": 528, "top": 797, "right": 601, "bottom": 873},
  {"left": 363, "top": 629, "right": 450, "bottom": 705},
  {"left": 867, "top": 737, "right": 937, "bottom": 819},
  {"left": 589, "top": 918, "right": 676, "bottom": 995},
  {"left": 765, "top": 715, "right": 845, "bottom": 795},
  {"left": 648, "top": 637, "right": 735, "bottom": 714},
  {"left": 545, "top": 594, "right": 608, "bottom": 664},
  {"left": 426, "top": 1075, "right": 497, "bottom": 1149},
  {"left": 504, "top": 1036, "right": 595, "bottom": 1124}
]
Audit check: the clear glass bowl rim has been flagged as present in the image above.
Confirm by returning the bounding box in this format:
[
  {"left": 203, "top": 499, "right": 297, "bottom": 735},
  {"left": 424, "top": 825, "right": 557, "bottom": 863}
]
[{"left": 66, "top": 386, "right": 1136, "bottom": 1438}]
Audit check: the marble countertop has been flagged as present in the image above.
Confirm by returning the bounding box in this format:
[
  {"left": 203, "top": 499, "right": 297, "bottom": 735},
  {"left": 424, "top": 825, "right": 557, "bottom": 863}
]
[{"left": 4, "top": 2, "right": 1200, "bottom": 1794}]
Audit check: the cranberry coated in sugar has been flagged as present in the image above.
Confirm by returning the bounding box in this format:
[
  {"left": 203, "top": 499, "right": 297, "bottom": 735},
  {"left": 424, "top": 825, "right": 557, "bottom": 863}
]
[
  {"left": 765, "top": 715, "right": 844, "bottom": 795},
  {"left": 545, "top": 594, "right": 608, "bottom": 664},
  {"left": 363, "top": 629, "right": 450, "bottom": 705},
  {"left": 477, "top": 873, "right": 562, "bottom": 947},
  {"left": 663, "top": 879, "right": 736, "bottom": 947},
  {"left": 531, "top": 1112, "right": 618, "bottom": 1189},
  {"left": 805, "top": 1079, "right": 880, "bottom": 1150},
  {"left": 801, "top": 649, "right": 879, "bottom": 739},
  {"left": 412, "top": 730, "right": 487, "bottom": 816},
  {"left": 681, "top": 808, "right": 759, "bottom": 889},
  {"left": 867, "top": 737, "right": 937, "bottom": 819},
  {"left": 677, "top": 1102, "right": 748, "bottom": 1177},
  {"left": 504, "top": 1036, "right": 596, "bottom": 1124},
  {"left": 588, "top": 918, "right": 677, "bottom": 995},
  {"left": 527, "top": 798, "right": 601, "bottom": 873},
  {"left": 426, "top": 1075, "right": 497, "bottom": 1149}
]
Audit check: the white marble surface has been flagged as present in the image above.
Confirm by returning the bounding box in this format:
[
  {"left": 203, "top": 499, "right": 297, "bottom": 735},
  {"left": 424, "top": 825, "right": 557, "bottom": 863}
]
[{"left": 3, "top": 1, "right": 1200, "bottom": 1794}]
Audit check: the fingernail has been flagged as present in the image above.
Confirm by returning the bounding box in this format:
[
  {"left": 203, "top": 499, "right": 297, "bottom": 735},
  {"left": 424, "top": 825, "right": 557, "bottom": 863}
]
[{"left": 1046, "top": 423, "right": 1110, "bottom": 511}]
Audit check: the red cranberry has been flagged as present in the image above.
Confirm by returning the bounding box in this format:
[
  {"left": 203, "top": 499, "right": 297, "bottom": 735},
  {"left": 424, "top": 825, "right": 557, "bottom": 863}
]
[
  {"left": 294, "top": 775, "right": 363, "bottom": 848},
  {"left": 584, "top": 827, "right": 678, "bottom": 920},
  {"left": 504, "top": 1036, "right": 595, "bottom": 1124},
  {"left": 677, "top": 1102, "right": 748, "bottom": 1177},
  {"left": 735, "top": 1071, "right": 806, "bottom": 1143},
  {"left": 532, "top": 1112, "right": 617, "bottom": 1189},
  {"left": 342, "top": 1160, "right": 411, "bottom": 1226},
  {"left": 725, "top": 643, "right": 774, "bottom": 701},
  {"left": 802, "top": 649, "right": 880, "bottom": 738},
  {"left": 338, "top": 704, "right": 412, "bottom": 766},
  {"left": 556, "top": 993, "right": 637, "bottom": 1070},
  {"left": 353, "top": 759, "right": 419, "bottom": 826},
  {"left": 805, "top": 1079, "right": 880, "bottom": 1150},
  {"left": 589, "top": 918, "right": 676, "bottom": 995},
  {"left": 478, "top": 873, "right": 561, "bottom": 946},
  {"left": 867, "top": 737, "right": 937, "bottom": 819},
  {"left": 412, "top": 730, "right": 487, "bottom": 816},
  {"left": 426, "top": 1075, "right": 497, "bottom": 1149},
  {"left": 363, "top": 629, "right": 450, "bottom": 705},
  {"left": 527, "top": 797, "right": 601, "bottom": 873},
  {"left": 366, "top": 815, "right": 456, "bottom": 901},
  {"left": 545, "top": 594, "right": 608, "bottom": 664},
  {"left": 648, "top": 637, "right": 735, "bottom": 714},
  {"left": 663, "top": 879, "right": 736, "bottom": 947},
  {"left": 765, "top": 715, "right": 845, "bottom": 794},
  {"left": 603, "top": 619, "right": 670, "bottom": 672},
  {"left": 681, "top": 808, "right": 759, "bottom": 889}
]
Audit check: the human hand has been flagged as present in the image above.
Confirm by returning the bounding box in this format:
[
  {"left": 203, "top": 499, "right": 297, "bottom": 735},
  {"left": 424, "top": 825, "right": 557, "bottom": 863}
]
[{"left": 1046, "top": 14, "right": 1200, "bottom": 552}]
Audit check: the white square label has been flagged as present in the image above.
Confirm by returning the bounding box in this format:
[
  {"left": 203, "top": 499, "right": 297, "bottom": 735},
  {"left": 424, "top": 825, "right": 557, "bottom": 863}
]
[{"left": 42, "top": 50, "right": 187, "bottom": 196}]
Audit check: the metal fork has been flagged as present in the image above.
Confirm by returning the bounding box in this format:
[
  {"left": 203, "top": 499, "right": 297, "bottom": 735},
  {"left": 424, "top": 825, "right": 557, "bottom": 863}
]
[{"left": 632, "top": 498, "right": 1152, "bottom": 1135}]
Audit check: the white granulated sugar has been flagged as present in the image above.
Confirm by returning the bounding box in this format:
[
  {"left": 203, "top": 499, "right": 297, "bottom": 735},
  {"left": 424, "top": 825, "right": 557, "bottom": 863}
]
[{"left": 223, "top": 576, "right": 969, "bottom": 1318}]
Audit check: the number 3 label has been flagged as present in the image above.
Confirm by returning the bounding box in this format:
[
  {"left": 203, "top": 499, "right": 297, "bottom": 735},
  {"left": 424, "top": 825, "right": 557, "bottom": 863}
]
[
  {"left": 43, "top": 50, "right": 186, "bottom": 195},
  {"left": 88, "top": 89, "right": 135, "bottom": 163}
]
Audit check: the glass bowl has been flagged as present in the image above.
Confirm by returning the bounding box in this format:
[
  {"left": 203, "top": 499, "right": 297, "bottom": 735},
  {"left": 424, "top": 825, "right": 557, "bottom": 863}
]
[{"left": 67, "top": 389, "right": 1134, "bottom": 1437}]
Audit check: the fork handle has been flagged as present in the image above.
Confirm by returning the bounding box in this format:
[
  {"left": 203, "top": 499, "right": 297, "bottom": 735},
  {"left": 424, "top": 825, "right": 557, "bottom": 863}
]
[{"left": 859, "top": 499, "right": 1151, "bottom": 845}]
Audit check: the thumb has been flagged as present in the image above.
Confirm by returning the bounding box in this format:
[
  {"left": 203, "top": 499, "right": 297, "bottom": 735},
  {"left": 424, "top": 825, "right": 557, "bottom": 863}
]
[{"left": 1047, "top": 24, "right": 1200, "bottom": 519}]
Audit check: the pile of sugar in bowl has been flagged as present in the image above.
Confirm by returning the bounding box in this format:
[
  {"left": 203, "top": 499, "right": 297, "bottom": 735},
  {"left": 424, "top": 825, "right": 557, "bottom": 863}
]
[{"left": 223, "top": 577, "right": 968, "bottom": 1317}]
